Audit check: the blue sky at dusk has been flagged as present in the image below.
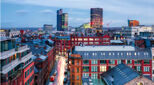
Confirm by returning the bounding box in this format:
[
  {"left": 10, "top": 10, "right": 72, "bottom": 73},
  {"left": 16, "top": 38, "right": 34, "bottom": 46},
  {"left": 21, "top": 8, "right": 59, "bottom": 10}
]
[{"left": 1, "top": 0, "right": 154, "bottom": 28}]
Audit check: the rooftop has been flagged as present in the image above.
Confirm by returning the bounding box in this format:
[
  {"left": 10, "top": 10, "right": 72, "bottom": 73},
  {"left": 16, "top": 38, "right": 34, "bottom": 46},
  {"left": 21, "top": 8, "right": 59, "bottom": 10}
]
[
  {"left": 75, "top": 45, "right": 135, "bottom": 51},
  {"left": 101, "top": 64, "right": 140, "bottom": 85}
]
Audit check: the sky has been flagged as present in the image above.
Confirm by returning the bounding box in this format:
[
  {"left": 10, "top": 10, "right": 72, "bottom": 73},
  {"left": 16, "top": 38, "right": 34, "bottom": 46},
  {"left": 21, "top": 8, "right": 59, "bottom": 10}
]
[{"left": 1, "top": 0, "right": 154, "bottom": 28}]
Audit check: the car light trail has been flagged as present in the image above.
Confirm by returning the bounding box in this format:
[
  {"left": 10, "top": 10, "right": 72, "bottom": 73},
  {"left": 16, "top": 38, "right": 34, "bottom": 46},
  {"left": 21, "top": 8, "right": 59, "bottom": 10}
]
[{"left": 54, "top": 57, "right": 66, "bottom": 85}]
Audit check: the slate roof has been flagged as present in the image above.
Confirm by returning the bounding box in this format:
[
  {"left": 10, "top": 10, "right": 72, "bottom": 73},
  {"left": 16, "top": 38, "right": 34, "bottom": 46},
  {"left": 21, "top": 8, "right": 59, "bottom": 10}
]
[
  {"left": 73, "top": 46, "right": 152, "bottom": 60},
  {"left": 75, "top": 46, "right": 135, "bottom": 51},
  {"left": 101, "top": 63, "right": 140, "bottom": 85}
]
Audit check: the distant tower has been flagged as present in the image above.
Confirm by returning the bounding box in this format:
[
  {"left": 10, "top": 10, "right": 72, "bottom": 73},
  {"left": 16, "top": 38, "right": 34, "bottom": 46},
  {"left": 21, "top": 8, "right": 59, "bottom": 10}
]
[
  {"left": 128, "top": 20, "right": 139, "bottom": 27},
  {"left": 90, "top": 8, "right": 103, "bottom": 33},
  {"left": 57, "top": 9, "right": 68, "bottom": 31},
  {"left": 62, "top": 13, "right": 68, "bottom": 31},
  {"left": 57, "top": 9, "right": 63, "bottom": 31}
]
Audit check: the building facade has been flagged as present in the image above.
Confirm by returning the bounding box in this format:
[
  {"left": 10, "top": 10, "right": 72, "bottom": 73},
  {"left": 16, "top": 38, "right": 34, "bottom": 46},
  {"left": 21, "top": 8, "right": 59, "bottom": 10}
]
[
  {"left": 57, "top": 9, "right": 68, "bottom": 31},
  {"left": 69, "top": 54, "right": 82, "bottom": 85},
  {"left": 43, "top": 24, "right": 53, "bottom": 34},
  {"left": 52, "top": 35, "right": 110, "bottom": 56},
  {"left": 69, "top": 46, "right": 152, "bottom": 81},
  {"left": 0, "top": 37, "right": 34, "bottom": 85},
  {"left": 128, "top": 20, "right": 139, "bottom": 27},
  {"left": 90, "top": 8, "right": 103, "bottom": 33}
]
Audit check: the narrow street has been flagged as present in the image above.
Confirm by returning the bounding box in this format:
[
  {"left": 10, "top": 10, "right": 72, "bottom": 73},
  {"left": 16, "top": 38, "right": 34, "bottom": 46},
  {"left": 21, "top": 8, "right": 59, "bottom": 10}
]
[{"left": 46, "top": 56, "right": 66, "bottom": 85}]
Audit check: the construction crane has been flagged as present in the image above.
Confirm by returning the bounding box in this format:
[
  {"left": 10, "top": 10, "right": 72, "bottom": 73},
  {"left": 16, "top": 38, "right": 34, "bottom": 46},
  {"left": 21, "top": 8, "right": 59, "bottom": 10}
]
[{"left": 106, "top": 21, "right": 112, "bottom": 28}]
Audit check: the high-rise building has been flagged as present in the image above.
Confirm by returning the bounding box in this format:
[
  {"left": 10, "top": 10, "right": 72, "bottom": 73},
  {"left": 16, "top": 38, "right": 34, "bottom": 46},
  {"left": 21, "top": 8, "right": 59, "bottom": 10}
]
[
  {"left": 128, "top": 20, "right": 139, "bottom": 27},
  {"left": 90, "top": 8, "right": 103, "bottom": 33},
  {"left": 57, "top": 9, "right": 68, "bottom": 31},
  {"left": 62, "top": 13, "right": 68, "bottom": 30},
  {"left": 57, "top": 9, "right": 63, "bottom": 31}
]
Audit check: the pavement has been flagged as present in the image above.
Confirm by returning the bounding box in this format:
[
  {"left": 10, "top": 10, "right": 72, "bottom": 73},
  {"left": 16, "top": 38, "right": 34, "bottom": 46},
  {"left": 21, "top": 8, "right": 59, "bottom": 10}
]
[{"left": 46, "top": 60, "right": 57, "bottom": 85}]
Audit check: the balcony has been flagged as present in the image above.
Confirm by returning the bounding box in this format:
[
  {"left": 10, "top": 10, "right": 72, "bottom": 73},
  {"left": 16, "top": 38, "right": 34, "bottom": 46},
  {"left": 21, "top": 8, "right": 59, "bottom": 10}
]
[
  {"left": 0, "top": 45, "right": 30, "bottom": 60},
  {"left": 1, "top": 52, "right": 33, "bottom": 74}
]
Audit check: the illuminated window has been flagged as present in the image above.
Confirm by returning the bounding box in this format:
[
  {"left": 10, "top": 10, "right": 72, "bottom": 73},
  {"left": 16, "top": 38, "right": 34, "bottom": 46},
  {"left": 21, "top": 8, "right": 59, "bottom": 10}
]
[
  {"left": 100, "top": 66, "right": 106, "bottom": 72},
  {"left": 121, "top": 53, "right": 123, "bottom": 55},
  {"left": 84, "top": 38, "right": 88, "bottom": 41},
  {"left": 137, "top": 82, "right": 144, "bottom": 85},
  {"left": 89, "top": 38, "right": 93, "bottom": 41},
  {"left": 109, "top": 53, "right": 111, "bottom": 55}
]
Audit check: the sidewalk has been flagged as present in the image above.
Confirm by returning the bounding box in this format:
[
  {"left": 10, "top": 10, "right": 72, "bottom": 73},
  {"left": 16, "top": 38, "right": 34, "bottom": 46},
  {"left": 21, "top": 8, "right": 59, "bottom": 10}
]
[{"left": 46, "top": 60, "right": 58, "bottom": 85}]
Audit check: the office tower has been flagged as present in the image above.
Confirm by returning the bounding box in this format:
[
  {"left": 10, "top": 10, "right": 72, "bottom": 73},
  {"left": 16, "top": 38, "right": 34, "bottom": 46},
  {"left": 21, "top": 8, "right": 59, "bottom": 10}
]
[
  {"left": 90, "top": 8, "right": 103, "bottom": 33},
  {"left": 57, "top": 9, "right": 63, "bottom": 31},
  {"left": 57, "top": 9, "right": 68, "bottom": 31},
  {"left": 62, "top": 13, "right": 68, "bottom": 30},
  {"left": 128, "top": 20, "right": 139, "bottom": 27}
]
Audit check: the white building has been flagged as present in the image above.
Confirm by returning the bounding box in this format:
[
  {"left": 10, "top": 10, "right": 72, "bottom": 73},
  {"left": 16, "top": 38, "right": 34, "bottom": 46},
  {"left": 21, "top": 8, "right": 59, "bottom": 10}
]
[{"left": 131, "top": 26, "right": 154, "bottom": 38}]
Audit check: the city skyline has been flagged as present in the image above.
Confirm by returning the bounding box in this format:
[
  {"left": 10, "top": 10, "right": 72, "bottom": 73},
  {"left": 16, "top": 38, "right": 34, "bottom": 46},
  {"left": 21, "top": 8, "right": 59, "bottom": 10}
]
[{"left": 1, "top": 0, "right": 154, "bottom": 28}]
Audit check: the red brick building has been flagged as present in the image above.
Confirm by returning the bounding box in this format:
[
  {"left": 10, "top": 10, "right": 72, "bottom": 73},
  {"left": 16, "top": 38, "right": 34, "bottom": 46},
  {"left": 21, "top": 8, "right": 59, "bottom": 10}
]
[
  {"left": 52, "top": 35, "right": 110, "bottom": 56},
  {"left": 69, "top": 45, "right": 152, "bottom": 81}
]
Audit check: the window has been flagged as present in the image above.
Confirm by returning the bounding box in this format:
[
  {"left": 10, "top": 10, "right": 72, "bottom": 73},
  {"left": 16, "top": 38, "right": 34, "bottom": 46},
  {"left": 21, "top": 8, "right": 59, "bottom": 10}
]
[
  {"left": 77, "top": 68, "right": 79, "bottom": 73},
  {"left": 109, "top": 60, "right": 115, "bottom": 64},
  {"left": 144, "top": 60, "right": 150, "bottom": 64},
  {"left": 91, "top": 60, "right": 97, "bottom": 64},
  {"left": 135, "top": 66, "right": 141, "bottom": 71},
  {"left": 100, "top": 60, "right": 106, "bottom": 64},
  {"left": 83, "top": 66, "right": 89, "bottom": 72},
  {"left": 100, "top": 66, "right": 106, "bottom": 72},
  {"left": 77, "top": 76, "right": 79, "bottom": 80},
  {"left": 72, "top": 60, "right": 74, "bottom": 65},
  {"left": 134, "top": 52, "right": 137, "bottom": 56},
  {"left": 91, "top": 73, "right": 97, "bottom": 79},
  {"left": 83, "top": 73, "right": 89, "bottom": 78},
  {"left": 109, "top": 53, "right": 111, "bottom": 55},
  {"left": 144, "top": 67, "right": 150, "bottom": 72},
  {"left": 72, "top": 75, "right": 75, "bottom": 80},
  {"left": 117, "top": 60, "right": 121, "bottom": 64},
  {"left": 127, "top": 60, "right": 132, "bottom": 64},
  {"left": 30, "top": 66, "right": 33, "bottom": 72},
  {"left": 25, "top": 71, "right": 27, "bottom": 78},
  {"left": 108, "top": 66, "right": 114, "bottom": 69},
  {"left": 83, "top": 60, "right": 89, "bottom": 64},
  {"left": 91, "top": 66, "right": 98, "bottom": 72},
  {"left": 7, "top": 58, "right": 9, "bottom": 64},
  {"left": 72, "top": 68, "right": 75, "bottom": 73},
  {"left": 27, "top": 69, "right": 30, "bottom": 76},
  {"left": 77, "top": 60, "right": 79, "bottom": 65},
  {"left": 134, "top": 60, "right": 140, "bottom": 64}
]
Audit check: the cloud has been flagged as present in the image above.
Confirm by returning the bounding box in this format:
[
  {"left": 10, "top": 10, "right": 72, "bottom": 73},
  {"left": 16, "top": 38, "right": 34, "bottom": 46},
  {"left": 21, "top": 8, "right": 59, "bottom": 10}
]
[
  {"left": 3, "top": 0, "right": 154, "bottom": 17},
  {"left": 2, "top": 0, "right": 154, "bottom": 27},
  {"left": 40, "top": 9, "right": 54, "bottom": 14},
  {"left": 16, "top": 10, "right": 28, "bottom": 14}
]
